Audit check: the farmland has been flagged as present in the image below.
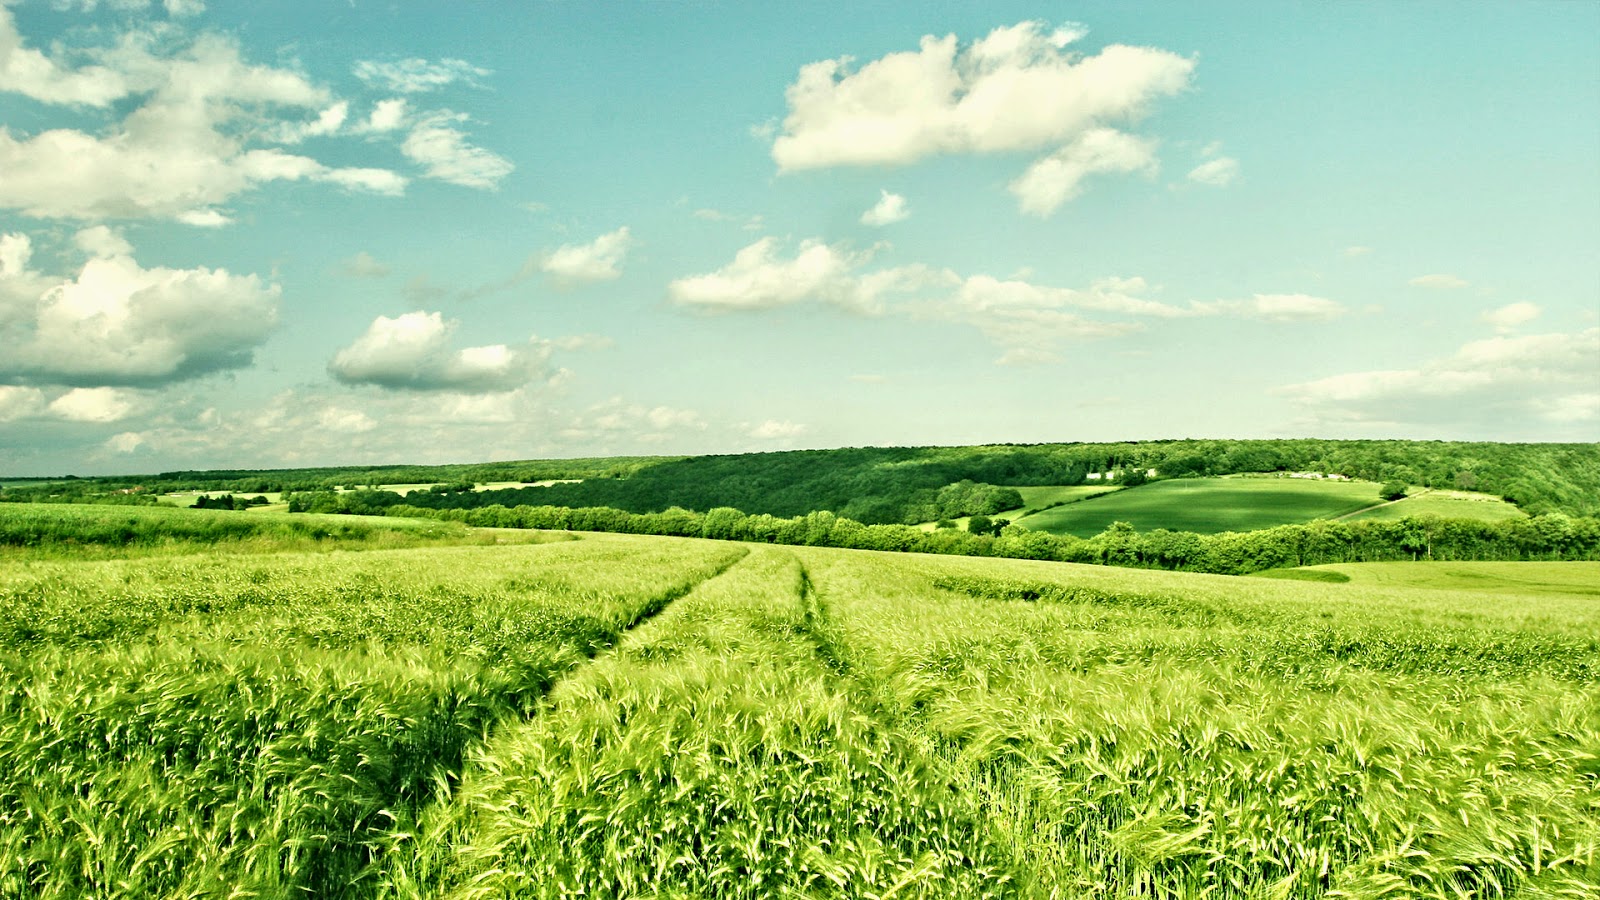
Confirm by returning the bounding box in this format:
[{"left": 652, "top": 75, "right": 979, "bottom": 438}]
[
  {"left": 1, "top": 505, "right": 1595, "bottom": 897},
  {"left": 1344, "top": 489, "right": 1526, "bottom": 523},
  {"left": 1015, "top": 476, "right": 1393, "bottom": 537}
]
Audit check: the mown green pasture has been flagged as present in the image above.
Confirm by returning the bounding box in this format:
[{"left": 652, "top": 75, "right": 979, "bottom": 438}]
[
  {"left": 1, "top": 520, "right": 1595, "bottom": 897},
  {"left": 1015, "top": 476, "right": 1386, "bottom": 537},
  {"left": 1345, "top": 489, "right": 1526, "bottom": 523}
]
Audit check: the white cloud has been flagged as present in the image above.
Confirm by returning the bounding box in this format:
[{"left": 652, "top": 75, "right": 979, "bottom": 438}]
[
  {"left": 860, "top": 190, "right": 909, "bottom": 226},
  {"left": 771, "top": 21, "right": 1191, "bottom": 211},
  {"left": 0, "top": 5, "right": 126, "bottom": 105},
  {"left": 106, "top": 431, "right": 145, "bottom": 453},
  {"left": 1280, "top": 327, "right": 1600, "bottom": 434},
  {"left": 541, "top": 227, "right": 632, "bottom": 285},
  {"left": 353, "top": 58, "right": 490, "bottom": 94},
  {"left": 0, "top": 386, "right": 46, "bottom": 422},
  {"left": 1190, "top": 293, "right": 1347, "bottom": 322},
  {"left": 1343, "top": 245, "right": 1373, "bottom": 258},
  {"left": 668, "top": 237, "right": 935, "bottom": 313},
  {"left": 47, "top": 387, "right": 137, "bottom": 423},
  {"left": 1186, "top": 156, "right": 1239, "bottom": 186},
  {"left": 1482, "top": 301, "right": 1540, "bottom": 333},
  {"left": 364, "top": 98, "right": 408, "bottom": 132},
  {"left": 0, "top": 229, "right": 280, "bottom": 386},
  {"left": 670, "top": 237, "right": 1347, "bottom": 363},
  {"left": 340, "top": 251, "right": 390, "bottom": 278},
  {"left": 562, "top": 398, "right": 707, "bottom": 446},
  {"left": 275, "top": 101, "right": 348, "bottom": 143},
  {"left": 401, "top": 112, "right": 513, "bottom": 189},
  {"left": 748, "top": 420, "right": 808, "bottom": 440},
  {"left": 955, "top": 274, "right": 1185, "bottom": 318},
  {"left": 1008, "top": 128, "right": 1157, "bottom": 216},
  {"left": 328, "top": 310, "right": 552, "bottom": 393},
  {"left": 0, "top": 24, "right": 408, "bottom": 222},
  {"left": 1408, "top": 273, "right": 1469, "bottom": 289},
  {"left": 315, "top": 406, "right": 378, "bottom": 434},
  {"left": 50, "top": 0, "right": 205, "bottom": 15}
]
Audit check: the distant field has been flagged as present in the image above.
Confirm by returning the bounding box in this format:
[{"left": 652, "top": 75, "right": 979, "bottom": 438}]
[
  {"left": 1016, "top": 476, "right": 1384, "bottom": 537},
  {"left": 1305, "top": 560, "right": 1600, "bottom": 597},
  {"left": 1014, "top": 484, "right": 1121, "bottom": 509},
  {"left": 1344, "top": 488, "right": 1525, "bottom": 522},
  {"left": 159, "top": 490, "right": 285, "bottom": 507},
  {"left": 915, "top": 484, "right": 1119, "bottom": 532}
]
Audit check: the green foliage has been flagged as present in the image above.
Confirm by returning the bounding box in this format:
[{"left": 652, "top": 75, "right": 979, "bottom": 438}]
[{"left": 1380, "top": 480, "right": 1408, "bottom": 501}]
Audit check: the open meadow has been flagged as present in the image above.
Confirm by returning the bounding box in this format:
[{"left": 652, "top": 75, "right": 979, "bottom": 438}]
[
  {"left": 1017, "top": 477, "right": 1398, "bottom": 537},
  {"left": 0, "top": 503, "right": 1595, "bottom": 898}
]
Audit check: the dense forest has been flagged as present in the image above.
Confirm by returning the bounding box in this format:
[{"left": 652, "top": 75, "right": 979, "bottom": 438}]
[{"left": 5, "top": 439, "right": 1598, "bottom": 519}]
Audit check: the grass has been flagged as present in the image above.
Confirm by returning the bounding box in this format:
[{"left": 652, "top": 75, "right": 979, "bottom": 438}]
[
  {"left": 1015, "top": 475, "right": 1388, "bottom": 537},
  {"left": 1305, "top": 560, "right": 1600, "bottom": 597},
  {"left": 1344, "top": 489, "right": 1525, "bottom": 523},
  {"left": 2, "top": 525, "right": 1596, "bottom": 897},
  {"left": 0, "top": 502, "right": 566, "bottom": 561},
  {"left": 0, "top": 536, "right": 746, "bottom": 898},
  {"left": 918, "top": 485, "right": 1119, "bottom": 532}
]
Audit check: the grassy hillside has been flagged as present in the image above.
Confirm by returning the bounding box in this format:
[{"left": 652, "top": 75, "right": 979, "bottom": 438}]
[
  {"left": 2, "top": 527, "right": 1596, "bottom": 897},
  {"left": 1344, "top": 488, "right": 1526, "bottom": 523},
  {"left": 1304, "top": 560, "right": 1600, "bottom": 596},
  {"left": 1015, "top": 476, "right": 1385, "bottom": 537}
]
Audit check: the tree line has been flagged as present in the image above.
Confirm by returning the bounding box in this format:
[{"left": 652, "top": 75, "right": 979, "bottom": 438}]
[{"left": 370, "top": 501, "right": 1600, "bottom": 576}]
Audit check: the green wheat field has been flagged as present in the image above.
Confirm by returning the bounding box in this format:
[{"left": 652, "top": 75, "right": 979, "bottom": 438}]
[{"left": 1, "top": 506, "right": 1596, "bottom": 899}]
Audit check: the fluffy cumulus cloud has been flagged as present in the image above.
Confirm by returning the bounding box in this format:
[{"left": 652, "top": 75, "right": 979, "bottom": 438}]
[
  {"left": 0, "top": 17, "right": 513, "bottom": 221},
  {"left": 46, "top": 387, "right": 139, "bottom": 423},
  {"left": 0, "top": 384, "right": 144, "bottom": 425},
  {"left": 401, "top": 111, "right": 513, "bottom": 189},
  {"left": 0, "top": 229, "right": 279, "bottom": 386},
  {"left": 668, "top": 238, "right": 935, "bottom": 313},
  {"left": 1279, "top": 327, "right": 1600, "bottom": 436},
  {"left": 771, "top": 21, "right": 1193, "bottom": 212},
  {"left": 328, "top": 310, "right": 552, "bottom": 393},
  {"left": 541, "top": 227, "right": 633, "bottom": 285},
  {"left": 0, "top": 16, "right": 412, "bottom": 223},
  {"left": 860, "top": 190, "right": 909, "bottom": 226},
  {"left": 1009, "top": 128, "right": 1157, "bottom": 216},
  {"left": 1482, "top": 301, "right": 1540, "bottom": 333}
]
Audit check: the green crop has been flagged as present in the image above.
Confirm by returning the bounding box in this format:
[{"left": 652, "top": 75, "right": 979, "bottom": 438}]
[{"left": 1, "top": 523, "right": 1595, "bottom": 898}]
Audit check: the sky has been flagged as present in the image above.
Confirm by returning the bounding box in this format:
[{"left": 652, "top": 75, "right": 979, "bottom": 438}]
[{"left": 0, "top": 0, "right": 1596, "bottom": 476}]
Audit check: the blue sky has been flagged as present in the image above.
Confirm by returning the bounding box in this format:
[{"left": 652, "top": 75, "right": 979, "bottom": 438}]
[{"left": 0, "top": 0, "right": 1595, "bottom": 476}]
